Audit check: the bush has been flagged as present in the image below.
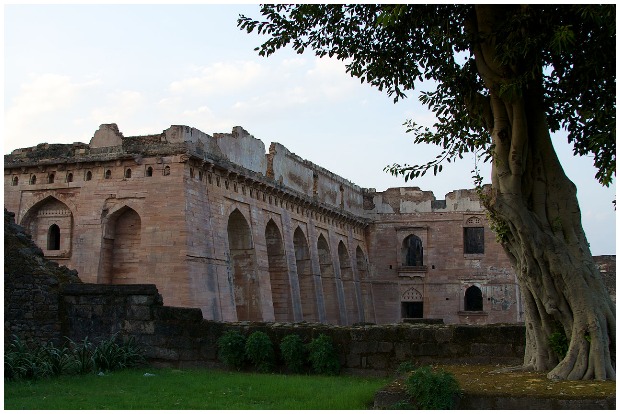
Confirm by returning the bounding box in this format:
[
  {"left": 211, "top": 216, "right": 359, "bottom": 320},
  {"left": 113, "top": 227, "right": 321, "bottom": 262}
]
[
  {"left": 92, "top": 334, "right": 145, "bottom": 372},
  {"left": 245, "top": 331, "right": 275, "bottom": 373},
  {"left": 306, "top": 334, "right": 340, "bottom": 376},
  {"left": 279, "top": 334, "right": 306, "bottom": 374},
  {"left": 405, "top": 366, "right": 461, "bottom": 410},
  {"left": 548, "top": 331, "right": 569, "bottom": 360},
  {"left": 217, "top": 330, "right": 247, "bottom": 370}
]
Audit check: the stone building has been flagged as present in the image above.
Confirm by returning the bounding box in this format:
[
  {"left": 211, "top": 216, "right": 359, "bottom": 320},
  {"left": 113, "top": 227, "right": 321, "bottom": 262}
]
[{"left": 4, "top": 124, "right": 522, "bottom": 325}]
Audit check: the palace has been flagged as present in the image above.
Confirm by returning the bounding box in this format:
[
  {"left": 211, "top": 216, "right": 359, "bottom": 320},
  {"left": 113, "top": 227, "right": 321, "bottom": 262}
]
[{"left": 4, "top": 124, "right": 522, "bottom": 325}]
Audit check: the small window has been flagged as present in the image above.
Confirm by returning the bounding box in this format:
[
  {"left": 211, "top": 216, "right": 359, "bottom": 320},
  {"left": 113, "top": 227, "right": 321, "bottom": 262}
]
[
  {"left": 85, "top": 171, "right": 92, "bottom": 181},
  {"left": 47, "top": 224, "right": 60, "bottom": 250},
  {"left": 403, "top": 234, "right": 424, "bottom": 266},
  {"left": 104, "top": 170, "right": 112, "bottom": 179},
  {"left": 465, "top": 286, "right": 483, "bottom": 311},
  {"left": 11, "top": 176, "right": 18, "bottom": 186},
  {"left": 30, "top": 175, "right": 37, "bottom": 185},
  {"left": 146, "top": 166, "right": 153, "bottom": 177},
  {"left": 190, "top": 167, "right": 194, "bottom": 179},
  {"left": 163, "top": 166, "right": 170, "bottom": 176},
  {"left": 67, "top": 173, "right": 73, "bottom": 183},
  {"left": 199, "top": 171, "right": 203, "bottom": 181},
  {"left": 125, "top": 168, "right": 132, "bottom": 178},
  {"left": 464, "top": 227, "right": 484, "bottom": 254},
  {"left": 48, "top": 173, "right": 55, "bottom": 184}
]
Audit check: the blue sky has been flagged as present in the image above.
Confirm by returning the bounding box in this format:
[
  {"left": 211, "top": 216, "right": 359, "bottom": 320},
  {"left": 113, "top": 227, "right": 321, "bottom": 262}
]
[{"left": 3, "top": 4, "right": 616, "bottom": 255}]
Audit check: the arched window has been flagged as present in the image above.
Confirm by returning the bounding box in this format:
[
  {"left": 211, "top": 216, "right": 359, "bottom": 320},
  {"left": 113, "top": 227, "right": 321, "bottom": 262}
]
[
  {"left": 85, "top": 171, "right": 92, "bottom": 181},
  {"left": 146, "top": 166, "right": 153, "bottom": 177},
  {"left": 67, "top": 173, "right": 73, "bottom": 183},
  {"left": 163, "top": 166, "right": 170, "bottom": 176},
  {"left": 30, "top": 175, "right": 37, "bottom": 185},
  {"left": 105, "top": 170, "right": 112, "bottom": 179},
  {"left": 48, "top": 173, "right": 55, "bottom": 184},
  {"left": 190, "top": 167, "right": 194, "bottom": 179},
  {"left": 125, "top": 168, "right": 132, "bottom": 178},
  {"left": 11, "top": 176, "right": 18, "bottom": 186},
  {"left": 47, "top": 224, "right": 60, "bottom": 250},
  {"left": 402, "top": 234, "right": 423, "bottom": 266},
  {"left": 465, "top": 286, "right": 483, "bottom": 311}
]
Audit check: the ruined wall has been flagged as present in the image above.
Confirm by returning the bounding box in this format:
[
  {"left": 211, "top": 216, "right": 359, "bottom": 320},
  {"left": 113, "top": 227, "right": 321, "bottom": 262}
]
[
  {"left": 364, "top": 187, "right": 520, "bottom": 325},
  {"left": 60, "top": 283, "right": 526, "bottom": 373},
  {"left": 4, "top": 209, "right": 81, "bottom": 346}
]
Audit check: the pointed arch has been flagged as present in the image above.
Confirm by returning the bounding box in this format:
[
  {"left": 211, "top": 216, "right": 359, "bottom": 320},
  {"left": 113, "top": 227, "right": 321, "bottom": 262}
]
[
  {"left": 294, "top": 227, "right": 318, "bottom": 322},
  {"left": 265, "top": 219, "right": 292, "bottom": 322},
  {"left": 227, "top": 208, "right": 261, "bottom": 321},
  {"left": 338, "top": 241, "right": 359, "bottom": 325},
  {"left": 402, "top": 234, "right": 424, "bottom": 266},
  {"left": 465, "top": 285, "right": 483, "bottom": 311},
  {"left": 356, "top": 246, "right": 375, "bottom": 323},
  {"left": 318, "top": 234, "right": 340, "bottom": 324},
  {"left": 100, "top": 206, "right": 142, "bottom": 284},
  {"left": 20, "top": 195, "right": 73, "bottom": 258}
]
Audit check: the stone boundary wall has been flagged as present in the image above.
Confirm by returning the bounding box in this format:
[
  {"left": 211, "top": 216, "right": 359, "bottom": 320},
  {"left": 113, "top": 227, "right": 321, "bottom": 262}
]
[{"left": 60, "top": 283, "right": 526, "bottom": 373}]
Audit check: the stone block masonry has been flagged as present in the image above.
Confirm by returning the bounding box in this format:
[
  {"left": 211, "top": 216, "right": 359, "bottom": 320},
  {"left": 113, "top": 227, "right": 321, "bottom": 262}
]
[
  {"left": 60, "top": 283, "right": 525, "bottom": 372},
  {"left": 4, "top": 123, "right": 527, "bottom": 326}
]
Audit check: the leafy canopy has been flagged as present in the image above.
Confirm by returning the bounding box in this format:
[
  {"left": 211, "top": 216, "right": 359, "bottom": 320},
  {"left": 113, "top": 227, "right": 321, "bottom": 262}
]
[{"left": 239, "top": 5, "right": 615, "bottom": 185}]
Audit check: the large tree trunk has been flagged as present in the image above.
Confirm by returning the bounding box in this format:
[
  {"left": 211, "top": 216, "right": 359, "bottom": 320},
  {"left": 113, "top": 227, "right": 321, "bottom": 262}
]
[{"left": 473, "top": 5, "right": 616, "bottom": 380}]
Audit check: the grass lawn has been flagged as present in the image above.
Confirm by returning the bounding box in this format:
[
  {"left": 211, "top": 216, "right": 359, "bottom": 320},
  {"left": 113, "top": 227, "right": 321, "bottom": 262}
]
[{"left": 5, "top": 368, "right": 390, "bottom": 410}]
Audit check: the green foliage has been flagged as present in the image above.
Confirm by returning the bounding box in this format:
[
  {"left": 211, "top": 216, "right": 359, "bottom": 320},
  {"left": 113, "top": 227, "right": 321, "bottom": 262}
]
[
  {"left": 306, "top": 334, "right": 340, "bottom": 376},
  {"left": 244, "top": 331, "right": 275, "bottom": 373},
  {"left": 217, "top": 330, "right": 247, "bottom": 371},
  {"left": 4, "top": 334, "right": 145, "bottom": 382},
  {"left": 548, "top": 331, "right": 569, "bottom": 360},
  {"left": 405, "top": 366, "right": 461, "bottom": 410},
  {"left": 396, "top": 360, "right": 416, "bottom": 375},
  {"left": 279, "top": 334, "right": 306, "bottom": 374},
  {"left": 239, "top": 5, "right": 615, "bottom": 186}
]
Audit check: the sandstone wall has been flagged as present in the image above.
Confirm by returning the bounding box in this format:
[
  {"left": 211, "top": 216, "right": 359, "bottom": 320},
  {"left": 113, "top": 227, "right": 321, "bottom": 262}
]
[{"left": 60, "top": 283, "right": 526, "bottom": 373}]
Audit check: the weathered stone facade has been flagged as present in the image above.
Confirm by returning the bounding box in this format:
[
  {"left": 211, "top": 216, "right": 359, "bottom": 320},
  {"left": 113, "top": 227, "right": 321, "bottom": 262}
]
[{"left": 4, "top": 123, "right": 522, "bottom": 325}]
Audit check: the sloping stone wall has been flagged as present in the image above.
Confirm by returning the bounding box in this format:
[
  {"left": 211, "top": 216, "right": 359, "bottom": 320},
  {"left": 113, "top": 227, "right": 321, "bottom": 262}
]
[{"left": 4, "top": 209, "right": 81, "bottom": 346}]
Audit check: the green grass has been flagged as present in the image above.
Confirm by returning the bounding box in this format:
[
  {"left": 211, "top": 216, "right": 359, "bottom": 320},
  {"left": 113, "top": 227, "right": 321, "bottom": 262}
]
[{"left": 5, "top": 368, "right": 389, "bottom": 409}]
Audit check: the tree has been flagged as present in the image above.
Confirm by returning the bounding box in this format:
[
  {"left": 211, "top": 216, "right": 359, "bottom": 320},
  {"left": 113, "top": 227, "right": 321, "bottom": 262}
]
[{"left": 238, "top": 4, "right": 615, "bottom": 380}]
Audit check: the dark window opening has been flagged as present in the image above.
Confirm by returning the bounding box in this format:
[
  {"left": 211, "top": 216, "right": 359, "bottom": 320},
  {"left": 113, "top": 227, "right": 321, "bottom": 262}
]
[
  {"left": 86, "top": 171, "right": 92, "bottom": 181},
  {"left": 402, "top": 301, "right": 423, "bottom": 318},
  {"left": 12, "top": 176, "right": 18, "bottom": 186},
  {"left": 48, "top": 173, "right": 55, "bottom": 184},
  {"left": 465, "top": 286, "right": 483, "bottom": 311},
  {"left": 146, "top": 166, "right": 153, "bottom": 177},
  {"left": 464, "top": 227, "right": 484, "bottom": 254},
  {"left": 125, "top": 168, "right": 132, "bottom": 178},
  {"left": 105, "top": 170, "right": 112, "bottom": 179},
  {"left": 30, "top": 175, "right": 37, "bottom": 185},
  {"left": 163, "top": 166, "right": 170, "bottom": 176},
  {"left": 67, "top": 173, "right": 73, "bottom": 183},
  {"left": 403, "top": 234, "right": 424, "bottom": 266},
  {"left": 47, "top": 224, "right": 60, "bottom": 250}
]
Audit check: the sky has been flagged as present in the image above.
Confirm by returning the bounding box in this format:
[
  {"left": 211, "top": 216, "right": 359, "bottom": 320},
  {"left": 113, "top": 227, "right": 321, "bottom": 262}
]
[{"left": 3, "top": 4, "right": 616, "bottom": 255}]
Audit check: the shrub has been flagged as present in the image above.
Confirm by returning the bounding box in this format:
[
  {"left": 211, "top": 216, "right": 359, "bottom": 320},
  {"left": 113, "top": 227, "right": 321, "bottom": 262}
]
[
  {"left": 5, "top": 334, "right": 145, "bottom": 381},
  {"left": 306, "top": 334, "right": 340, "bottom": 376},
  {"left": 548, "top": 331, "right": 569, "bottom": 360},
  {"left": 92, "top": 334, "right": 145, "bottom": 372},
  {"left": 245, "top": 331, "right": 275, "bottom": 373},
  {"left": 405, "top": 366, "right": 461, "bottom": 410},
  {"left": 279, "top": 334, "right": 306, "bottom": 374},
  {"left": 217, "top": 330, "right": 247, "bottom": 370}
]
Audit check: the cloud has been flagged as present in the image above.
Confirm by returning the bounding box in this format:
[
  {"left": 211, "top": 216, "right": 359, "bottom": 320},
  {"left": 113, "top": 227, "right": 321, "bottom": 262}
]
[
  {"left": 168, "top": 61, "right": 264, "bottom": 96},
  {"left": 4, "top": 74, "right": 101, "bottom": 150}
]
